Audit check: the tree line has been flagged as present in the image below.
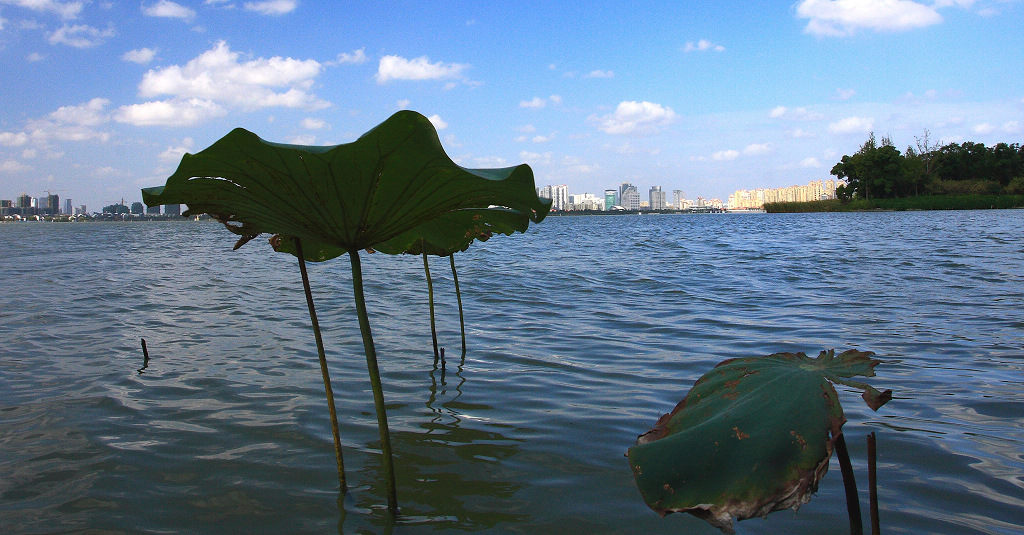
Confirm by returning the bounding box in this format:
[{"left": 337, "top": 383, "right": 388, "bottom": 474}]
[{"left": 831, "top": 131, "right": 1024, "bottom": 200}]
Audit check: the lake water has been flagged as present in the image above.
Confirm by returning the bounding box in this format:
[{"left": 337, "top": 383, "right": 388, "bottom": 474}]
[{"left": 1, "top": 211, "right": 1022, "bottom": 534}]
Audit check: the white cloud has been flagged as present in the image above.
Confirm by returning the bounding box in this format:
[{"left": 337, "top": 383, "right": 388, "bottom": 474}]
[
  {"left": 1, "top": 159, "right": 33, "bottom": 172},
  {"left": 91, "top": 165, "right": 126, "bottom": 178},
  {"left": 334, "top": 48, "right": 367, "bottom": 65},
  {"left": 519, "top": 151, "right": 553, "bottom": 165},
  {"left": 973, "top": 122, "right": 995, "bottom": 135},
  {"left": 770, "top": 106, "right": 824, "bottom": 120},
  {"left": 712, "top": 149, "right": 739, "bottom": 161},
  {"left": 27, "top": 52, "right": 46, "bottom": 62},
  {"left": 301, "top": 117, "right": 325, "bottom": 129},
  {"left": 159, "top": 138, "right": 194, "bottom": 161},
  {"left": 128, "top": 40, "right": 327, "bottom": 121},
  {"left": 684, "top": 39, "right": 725, "bottom": 52},
  {"left": 1004, "top": 121, "right": 1022, "bottom": 134},
  {"left": 788, "top": 128, "right": 814, "bottom": 138},
  {"left": 532, "top": 134, "right": 552, "bottom": 143},
  {"left": 375, "top": 55, "right": 469, "bottom": 83},
  {"left": 123, "top": 47, "right": 157, "bottom": 64},
  {"left": 519, "top": 95, "right": 560, "bottom": 109},
  {"left": 473, "top": 156, "right": 507, "bottom": 167},
  {"left": 795, "top": 0, "right": 943, "bottom": 37},
  {"left": 114, "top": 98, "right": 227, "bottom": 126},
  {"left": 743, "top": 143, "right": 771, "bottom": 156},
  {"left": 48, "top": 23, "right": 115, "bottom": 48},
  {"left": 0, "top": 131, "right": 30, "bottom": 146},
  {"left": 396, "top": 99, "right": 410, "bottom": 109},
  {"left": 29, "top": 97, "right": 111, "bottom": 141},
  {"left": 0, "top": 0, "right": 84, "bottom": 19},
  {"left": 800, "top": 157, "right": 822, "bottom": 168},
  {"left": 427, "top": 114, "right": 447, "bottom": 130},
  {"left": 593, "top": 101, "right": 677, "bottom": 136},
  {"left": 142, "top": 0, "right": 196, "bottom": 21},
  {"left": 1, "top": 98, "right": 111, "bottom": 149},
  {"left": 244, "top": 0, "right": 296, "bottom": 16},
  {"left": 585, "top": 69, "right": 614, "bottom": 78},
  {"left": 48, "top": 97, "right": 108, "bottom": 127},
  {"left": 828, "top": 116, "right": 874, "bottom": 134},
  {"left": 518, "top": 124, "right": 536, "bottom": 134},
  {"left": 520, "top": 97, "right": 546, "bottom": 109},
  {"left": 835, "top": 87, "right": 856, "bottom": 100}
]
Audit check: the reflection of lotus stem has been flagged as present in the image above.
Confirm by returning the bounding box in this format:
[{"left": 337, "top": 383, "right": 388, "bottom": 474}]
[
  {"left": 295, "top": 238, "right": 346, "bottom": 491},
  {"left": 349, "top": 249, "right": 398, "bottom": 512},
  {"left": 450, "top": 255, "right": 466, "bottom": 357},
  {"left": 835, "top": 433, "right": 863, "bottom": 535},
  {"left": 868, "top": 432, "right": 879, "bottom": 535},
  {"left": 423, "top": 247, "right": 439, "bottom": 363}
]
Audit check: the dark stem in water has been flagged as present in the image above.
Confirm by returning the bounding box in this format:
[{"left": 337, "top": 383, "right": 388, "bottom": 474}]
[
  {"left": 835, "top": 433, "right": 863, "bottom": 535},
  {"left": 450, "top": 254, "right": 466, "bottom": 358},
  {"left": 294, "top": 238, "right": 346, "bottom": 492},
  {"left": 422, "top": 247, "right": 439, "bottom": 364},
  {"left": 868, "top": 432, "right": 880, "bottom": 535},
  {"left": 349, "top": 249, "right": 398, "bottom": 512}
]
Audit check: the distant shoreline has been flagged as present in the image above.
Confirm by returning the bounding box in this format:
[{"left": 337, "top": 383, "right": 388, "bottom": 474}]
[{"left": 763, "top": 194, "right": 1024, "bottom": 213}]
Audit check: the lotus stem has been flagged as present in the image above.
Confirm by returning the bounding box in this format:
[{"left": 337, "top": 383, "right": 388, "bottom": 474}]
[
  {"left": 835, "top": 433, "right": 863, "bottom": 535},
  {"left": 868, "top": 432, "right": 879, "bottom": 535},
  {"left": 422, "top": 247, "right": 439, "bottom": 364},
  {"left": 295, "top": 238, "right": 346, "bottom": 492},
  {"left": 349, "top": 249, "right": 398, "bottom": 512},
  {"left": 450, "top": 255, "right": 466, "bottom": 358}
]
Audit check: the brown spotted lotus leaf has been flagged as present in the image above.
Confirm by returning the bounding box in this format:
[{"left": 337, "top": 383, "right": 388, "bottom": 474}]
[{"left": 626, "top": 349, "right": 891, "bottom": 533}]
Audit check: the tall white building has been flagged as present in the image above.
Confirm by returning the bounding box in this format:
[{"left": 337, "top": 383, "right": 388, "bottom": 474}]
[
  {"left": 538, "top": 184, "right": 569, "bottom": 210},
  {"left": 649, "top": 186, "right": 666, "bottom": 210}
]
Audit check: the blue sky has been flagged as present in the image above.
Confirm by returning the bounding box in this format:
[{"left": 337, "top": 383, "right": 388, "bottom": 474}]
[{"left": 1, "top": 0, "right": 1022, "bottom": 211}]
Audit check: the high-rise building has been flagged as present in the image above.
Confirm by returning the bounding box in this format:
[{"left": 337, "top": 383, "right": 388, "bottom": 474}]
[
  {"left": 649, "top": 186, "right": 666, "bottom": 210},
  {"left": 552, "top": 184, "right": 568, "bottom": 210},
  {"left": 64, "top": 199, "right": 72, "bottom": 215},
  {"left": 146, "top": 204, "right": 161, "bottom": 215},
  {"left": 164, "top": 204, "right": 181, "bottom": 216},
  {"left": 619, "top": 183, "right": 640, "bottom": 210},
  {"left": 604, "top": 189, "right": 617, "bottom": 210},
  {"left": 46, "top": 194, "right": 59, "bottom": 215},
  {"left": 673, "top": 189, "right": 686, "bottom": 209}
]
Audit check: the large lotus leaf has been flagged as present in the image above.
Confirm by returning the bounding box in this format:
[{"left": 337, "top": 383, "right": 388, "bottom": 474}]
[
  {"left": 268, "top": 207, "right": 533, "bottom": 261},
  {"left": 141, "top": 110, "right": 551, "bottom": 256},
  {"left": 626, "top": 349, "right": 891, "bottom": 534}
]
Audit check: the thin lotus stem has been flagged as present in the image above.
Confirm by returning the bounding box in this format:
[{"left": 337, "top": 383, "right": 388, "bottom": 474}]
[
  {"left": 295, "top": 238, "right": 346, "bottom": 492},
  {"left": 450, "top": 254, "right": 466, "bottom": 358},
  {"left": 423, "top": 247, "right": 439, "bottom": 364},
  {"left": 835, "top": 433, "right": 863, "bottom": 535},
  {"left": 349, "top": 249, "right": 398, "bottom": 512},
  {"left": 868, "top": 432, "right": 880, "bottom": 535}
]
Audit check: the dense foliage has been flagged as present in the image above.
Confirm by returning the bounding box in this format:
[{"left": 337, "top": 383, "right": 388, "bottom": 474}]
[{"left": 831, "top": 132, "right": 1024, "bottom": 200}]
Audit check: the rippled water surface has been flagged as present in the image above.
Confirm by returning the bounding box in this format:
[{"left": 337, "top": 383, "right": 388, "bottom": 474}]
[{"left": 1, "top": 211, "right": 1022, "bottom": 534}]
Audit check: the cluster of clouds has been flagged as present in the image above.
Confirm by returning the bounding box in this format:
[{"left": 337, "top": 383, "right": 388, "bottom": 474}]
[
  {"left": 795, "top": 0, "right": 996, "bottom": 37},
  {"left": 0, "top": 0, "right": 299, "bottom": 49}
]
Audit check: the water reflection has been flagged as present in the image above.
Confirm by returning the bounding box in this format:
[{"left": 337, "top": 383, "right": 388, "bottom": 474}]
[{"left": 339, "top": 355, "right": 526, "bottom": 532}]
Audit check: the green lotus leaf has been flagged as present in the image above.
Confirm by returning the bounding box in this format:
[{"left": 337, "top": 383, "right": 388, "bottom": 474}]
[
  {"left": 142, "top": 110, "right": 551, "bottom": 256},
  {"left": 626, "top": 349, "right": 891, "bottom": 534}
]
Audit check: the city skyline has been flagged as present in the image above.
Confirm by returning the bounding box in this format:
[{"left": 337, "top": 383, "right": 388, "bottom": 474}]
[{"left": 2, "top": 2, "right": 1022, "bottom": 212}]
